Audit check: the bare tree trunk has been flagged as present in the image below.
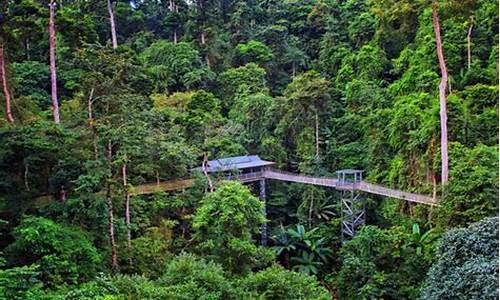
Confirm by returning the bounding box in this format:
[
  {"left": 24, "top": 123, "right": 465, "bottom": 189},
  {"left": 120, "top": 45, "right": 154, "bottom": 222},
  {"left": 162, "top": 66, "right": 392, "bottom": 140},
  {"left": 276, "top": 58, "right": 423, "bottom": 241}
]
[
  {"left": 432, "top": 0, "right": 449, "bottom": 185},
  {"left": 206, "top": 56, "right": 211, "bottom": 69},
  {"left": 432, "top": 172, "right": 437, "bottom": 200},
  {"left": 201, "top": 31, "right": 206, "bottom": 45},
  {"left": 467, "top": 20, "right": 473, "bottom": 69},
  {"left": 105, "top": 140, "right": 118, "bottom": 269},
  {"left": 107, "top": 140, "right": 112, "bottom": 161},
  {"left": 0, "top": 42, "right": 14, "bottom": 123},
  {"left": 106, "top": 184, "right": 118, "bottom": 269},
  {"left": 122, "top": 161, "right": 131, "bottom": 247},
  {"left": 173, "top": 29, "right": 178, "bottom": 44},
  {"left": 107, "top": 0, "right": 118, "bottom": 49},
  {"left": 24, "top": 163, "right": 30, "bottom": 191},
  {"left": 292, "top": 61, "right": 296, "bottom": 77},
  {"left": 155, "top": 170, "right": 160, "bottom": 186},
  {"left": 26, "top": 39, "right": 30, "bottom": 60},
  {"left": 202, "top": 152, "right": 214, "bottom": 192},
  {"left": 315, "top": 114, "right": 320, "bottom": 157},
  {"left": 87, "top": 88, "right": 99, "bottom": 159},
  {"left": 49, "top": 0, "right": 60, "bottom": 124},
  {"left": 308, "top": 196, "right": 314, "bottom": 229}
]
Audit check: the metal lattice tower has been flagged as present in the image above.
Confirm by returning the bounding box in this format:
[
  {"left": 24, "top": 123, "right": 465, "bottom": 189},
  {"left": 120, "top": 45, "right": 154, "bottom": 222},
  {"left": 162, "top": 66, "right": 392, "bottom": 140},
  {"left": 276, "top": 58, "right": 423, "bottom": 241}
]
[{"left": 337, "top": 169, "right": 365, "bottom": 243}]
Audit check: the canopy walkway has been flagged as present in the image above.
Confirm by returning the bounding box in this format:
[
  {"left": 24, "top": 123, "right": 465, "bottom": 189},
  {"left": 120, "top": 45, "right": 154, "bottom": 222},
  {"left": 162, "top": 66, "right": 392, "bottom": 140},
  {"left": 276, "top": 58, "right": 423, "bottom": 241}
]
[
  {"left": 35, "top": 169, "right": 435, "bottom": 206},
  {"left": 224, "top": 169, "right": 436, "bottom": 206},
  {"left": 34, "top": 155, "right": 437, "bottom": 242}
]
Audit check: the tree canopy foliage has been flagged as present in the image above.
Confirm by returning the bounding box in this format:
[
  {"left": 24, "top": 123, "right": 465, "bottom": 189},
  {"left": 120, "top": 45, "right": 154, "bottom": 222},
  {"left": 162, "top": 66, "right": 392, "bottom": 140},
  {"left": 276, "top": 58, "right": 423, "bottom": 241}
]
[{"left": 0, "top": 0, "right": 498, "bottom": 298}]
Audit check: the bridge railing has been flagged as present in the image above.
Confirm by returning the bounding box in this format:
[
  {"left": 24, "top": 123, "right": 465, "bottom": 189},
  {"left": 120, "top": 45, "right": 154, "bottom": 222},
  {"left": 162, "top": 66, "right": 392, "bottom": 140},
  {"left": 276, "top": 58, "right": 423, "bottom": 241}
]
[
  {"left": 357, "top": 182, "right": 437, "bottom": 206},
  {"left": 224, "top": 171, "right": 264, "bottom": 182},
  {"left": 263, "top": 168, "right": 339, "bottom": 187}
]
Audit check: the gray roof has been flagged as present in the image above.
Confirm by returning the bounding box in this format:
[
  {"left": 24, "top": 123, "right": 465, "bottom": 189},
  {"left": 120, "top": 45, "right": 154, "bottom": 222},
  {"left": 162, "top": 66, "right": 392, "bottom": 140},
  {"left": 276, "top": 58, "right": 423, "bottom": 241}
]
[{"left": 193, "top": 155, "right": 275, "bottom": 173}]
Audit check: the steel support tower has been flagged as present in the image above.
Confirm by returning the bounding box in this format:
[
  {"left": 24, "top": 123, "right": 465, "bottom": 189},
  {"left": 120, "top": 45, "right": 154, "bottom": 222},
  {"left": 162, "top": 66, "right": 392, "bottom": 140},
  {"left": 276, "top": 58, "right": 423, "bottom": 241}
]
[{"left": 337, "top": 169, "right": 365, "bottom": 243}]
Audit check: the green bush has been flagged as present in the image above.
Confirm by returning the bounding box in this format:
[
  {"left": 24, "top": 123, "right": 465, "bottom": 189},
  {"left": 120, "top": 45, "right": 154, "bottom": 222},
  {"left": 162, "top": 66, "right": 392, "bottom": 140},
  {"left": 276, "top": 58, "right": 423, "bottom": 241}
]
[
  {"left": 335, "top": 225, "right": 433, "bottom": 299},
  {"left": 158, "top": 253, "right": 235, "bottom": 300},
  {"left": 0, "top": 264, "right": 42, "bottom": 300},
  {"left": 121, "top": 226, "right": 173, "bottom": 278},
  {"left": 5, "top": 217, "right": 101, "bottom": 286},
  {"left": 420, "top": 217, "right": 499, "bottom": 299},
  {"left": 437, "top": 143, "right": 499, "bottom": 228},
  {"left": 237, "top": 265, "right": 331, "bottom": 300}
]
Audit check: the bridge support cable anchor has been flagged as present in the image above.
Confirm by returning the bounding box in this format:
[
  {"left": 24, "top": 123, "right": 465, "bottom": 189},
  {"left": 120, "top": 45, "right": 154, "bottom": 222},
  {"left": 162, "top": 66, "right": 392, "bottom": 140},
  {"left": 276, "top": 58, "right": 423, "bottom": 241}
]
[
  {"left": 337, "top": 169, "right": 365, "bottom": 244},
  {"left": 259, "top": 178, "right": 268, "bottom": 246}
]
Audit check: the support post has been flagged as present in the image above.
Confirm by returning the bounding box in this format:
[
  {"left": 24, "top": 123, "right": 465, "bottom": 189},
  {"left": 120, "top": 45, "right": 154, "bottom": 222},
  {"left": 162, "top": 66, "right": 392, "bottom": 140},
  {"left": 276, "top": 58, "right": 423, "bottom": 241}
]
[
  {"left": 259, "top": 178, "right": 267, "bottom": 246},
  {"left": 337, "top": 170, "right": 365, "bottom": 244}
]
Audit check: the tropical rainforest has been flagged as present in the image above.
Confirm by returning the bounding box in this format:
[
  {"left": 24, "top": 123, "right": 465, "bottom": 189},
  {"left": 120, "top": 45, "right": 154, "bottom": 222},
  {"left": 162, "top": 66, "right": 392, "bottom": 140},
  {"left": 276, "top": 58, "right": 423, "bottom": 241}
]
[{"left": 0, "top": 0, "right": 498, "bottom": 299}]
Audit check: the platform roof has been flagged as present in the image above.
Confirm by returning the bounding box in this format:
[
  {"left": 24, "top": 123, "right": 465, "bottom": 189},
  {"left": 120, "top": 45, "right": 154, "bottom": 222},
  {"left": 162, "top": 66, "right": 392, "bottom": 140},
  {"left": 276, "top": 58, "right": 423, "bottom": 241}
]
[{"left": 193, "top": 155, "right": 275, "bottom": 173}]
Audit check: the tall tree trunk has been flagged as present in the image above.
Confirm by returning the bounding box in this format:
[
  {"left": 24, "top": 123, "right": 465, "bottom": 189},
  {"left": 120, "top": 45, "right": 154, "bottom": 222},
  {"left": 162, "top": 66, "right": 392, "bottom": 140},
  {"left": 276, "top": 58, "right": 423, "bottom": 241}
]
[
  {"left": 307, "top": 188, "right": 314, "bottom": 229},
  {"left": 106, "top": 183, "right": 118, "bottom": 269},
  {"left": 315, "top": 114, "right": 320, "bottom": 157},
  {"left": 122, "top": 161, "right": 131, "bottom": 247},
  {"left": 202, "top": 152, "right": 214, "bottom": 192},
  {"left": 155, "top": 170, "right": 160, "bottom": 186},
  {"left": 467, "top": 20, "right": 473, "bottom": 69},
  {"left": 24, "top": 163, "right": 30, "bottom": 191},
  {"left": 107, "top": 0, "right": 118, "bottom": 49},
  {"left": 173, "top": 28, "right": 178, "bottom": 44},
  {"left": 106, "top": 140, "right": 118, "bottom": 269},
  {"left": 0, "top": 42, "right": 14, "bottom": 123},
  {"left": 49, "top": 0, "right": 60, "bottom": 124},
  {"left": 431, "top": 0, "right": 449, "bottom": 185},
  {"left": 26, "top": 39, "right": 30, "bottom": 60},
  {"left": 87, "top": 88, "right": 99, "bottom": 159},
  {"left": 201, "top": 31, "right": 206, "bottom": 45}
]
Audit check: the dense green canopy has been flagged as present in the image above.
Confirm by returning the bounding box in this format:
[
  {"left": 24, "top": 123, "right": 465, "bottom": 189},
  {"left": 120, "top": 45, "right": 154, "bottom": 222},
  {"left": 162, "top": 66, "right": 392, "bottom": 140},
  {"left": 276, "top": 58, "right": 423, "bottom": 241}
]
[{"left": 0, "top": 0, "right": 498, "bottom": 299}]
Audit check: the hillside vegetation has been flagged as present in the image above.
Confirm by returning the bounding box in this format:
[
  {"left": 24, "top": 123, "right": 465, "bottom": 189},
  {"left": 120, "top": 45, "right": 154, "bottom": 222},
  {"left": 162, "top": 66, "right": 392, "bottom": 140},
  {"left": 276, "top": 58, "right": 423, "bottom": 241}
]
[{"left": 0, "top": 0, "right": 498, "bottom": 299}]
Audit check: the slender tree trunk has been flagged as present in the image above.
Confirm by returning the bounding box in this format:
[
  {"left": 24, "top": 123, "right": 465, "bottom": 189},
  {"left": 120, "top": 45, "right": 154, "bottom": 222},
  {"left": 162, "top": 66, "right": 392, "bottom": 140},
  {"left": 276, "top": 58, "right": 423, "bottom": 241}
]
[
  {"left": 155, "top": 170, "right": 160, "bottom": 186},
  {"left": 106, "top": 183, "right": 118, "bottom": 269},
  {"left": 292, "top": 61, "right": 296, "bottom": 77},
  {"left": 202, "top": 152, "right": 214, "bottom": 192},
  {"left": 173, "top": 29, "right": 178, "bottom": 44},
  {"left": 432, "top": 172, "right": 437, "bottom": 200},
  {"left": 206, "top": 56, "right": 211, "bottom": 69},
  {"left": 49, "top": 0, "right": 60, "bottom": 124},
  {"left": 315, "top": 113, "right": 320, "bottom": 157},
  {"left": 284, "top": 252, "right": 290, "bottom": 269},
  {"left": 0, "top": 43, "right": 14, "bottom": 123},
  {"left": 308, "top": 189, "right": 314, "bottom": 229},
  {"left": 107, "top": 0, "right": 118, "bottom": 49},
  {"left": 201, "top": 31, "right": 206, "bottom": 45},
  {"left": 26, "top": 39, "right": 30, "bottom": 60},
  {"left": 122, "top": 161, "right": 131, "bottom": 247},
  {"left": 432, "top": 0, "right": 449, "bottom": 185},
  {"left": 467, "top": 21, "right": 473, "bottom": 69},
  {"left": 87, "top": 88, "right": 99, "bottom": 159},
  {"left": 24, "top": 163, "right": 30, "bottom": 191},
  {"left": 105, "top": 140, "right": 118, "bottom": 269}
]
